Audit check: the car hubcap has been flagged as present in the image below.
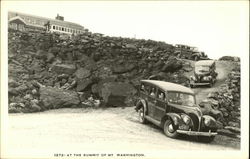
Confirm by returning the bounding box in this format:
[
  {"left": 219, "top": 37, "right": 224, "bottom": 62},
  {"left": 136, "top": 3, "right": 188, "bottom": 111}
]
[
  {"left": 139, "top": 110, "right": 144, "bottom": 121},
  {"left": 168, "top": 124, "right": 175, "bottom": 133}
]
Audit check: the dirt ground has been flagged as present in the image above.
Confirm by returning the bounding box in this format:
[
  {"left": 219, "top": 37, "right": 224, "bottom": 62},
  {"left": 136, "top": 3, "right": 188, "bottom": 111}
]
[
  {"left": 4, "top": 60, "right": 241, "bottom": 158},
  {"left": 6, "top": 107, "right": 240, "bottom": 158}
]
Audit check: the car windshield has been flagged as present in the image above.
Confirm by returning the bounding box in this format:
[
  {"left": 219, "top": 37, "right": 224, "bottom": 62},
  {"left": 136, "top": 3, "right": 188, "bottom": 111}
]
[
  {"left": 167, "top": 92, "right": 195, "bottom": 106},
  {"left": 195, "top": 66, "right": 210, "bottom": 73}
]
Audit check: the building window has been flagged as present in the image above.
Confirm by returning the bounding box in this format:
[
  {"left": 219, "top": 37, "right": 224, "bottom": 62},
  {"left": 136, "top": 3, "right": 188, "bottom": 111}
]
[
  {"left": 62, "top": 27, "right": 64, "bottom": 31},
  {"left": 59, "top": 27, "right": 61, "bottom": 31},
  {"left": 56, "top": 26, "right": 58, "bottom": 30},
  {"left": 53, "top": 26, "right": 55, "bottom": 30}
]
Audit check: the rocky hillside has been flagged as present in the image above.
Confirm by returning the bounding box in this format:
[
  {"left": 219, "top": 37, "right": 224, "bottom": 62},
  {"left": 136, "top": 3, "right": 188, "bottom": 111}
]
[
  {"left": 8, "top": 28, "right": 242, "bottom": 133},
  {"left": 8, "top": 29, "right": 192, "bottom": 113}
]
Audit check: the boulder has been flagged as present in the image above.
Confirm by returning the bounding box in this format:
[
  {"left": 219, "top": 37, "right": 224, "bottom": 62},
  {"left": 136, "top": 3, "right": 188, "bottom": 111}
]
[
  {"left": 75, "top": 67, "right": 91, "bottom": 79},
  {"left": 46, "top": 52, "right": 55, "bottom": 63},
  {"left": 8, "top": 78, "right": 20, "bottom": 88},
  {"left": 219, "top": 56, "right": 240, "bottom": 62},
  {"left": 228, "top": 121, "right": 240, "bottom": 128},
  {"left": 224, "top": 126, "right": 240, "bottom": 133},
  {"left": 199, "top": 100, "right": 223, "bottom": 119},
  {"left": 77, "top": 55, "right": 97, "bottom": 71},
  {"left": 112, "top": 63, "right": 136, "bottom": 74},
  {"left": 125, "top": 44, "right": 137, "bottom": 50},
  {"left": 8, "top": 107, "right": 22, "bottom": 113},
  {"left": 40, "top": 86, "right": 80, "bottom": 109},
  {"left": 217, "top": 129, "right": 239, "bottom": 138},
  {"left": 76, "top": 79, "right": 93, "bottom": 92},
  {"left": 51, "top": 64, "right": 76, "bottom": 75},
  {"left": 99, "top": 82, "right": 137, "bottom": 107},
  {"left": 161, "top": 56, "right": 183, "bottom": 72}
]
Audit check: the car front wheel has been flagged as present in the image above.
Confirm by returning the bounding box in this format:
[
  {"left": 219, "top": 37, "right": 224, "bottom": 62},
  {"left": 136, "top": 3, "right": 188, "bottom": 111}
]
[
  {"left": 209, "top": 81, "right": 213, "bottom": 88},
  {"left": 138, "top": 107, "right": 147, "bottom": 124},
  {"left": 163, "top": 119, "right": 178, "bottom": 138}
]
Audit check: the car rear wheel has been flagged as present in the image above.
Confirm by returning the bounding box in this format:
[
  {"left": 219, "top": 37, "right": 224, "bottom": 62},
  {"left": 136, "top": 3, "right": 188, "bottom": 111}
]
[
  {"left": 198, "top": 136, "right": 215, "bottom": 143},
  {"left": 163, "top": 119, "right": 178, "bottom": 138},
  {"left": 138, "top": 107, "right": 147, "bottom": 124}
]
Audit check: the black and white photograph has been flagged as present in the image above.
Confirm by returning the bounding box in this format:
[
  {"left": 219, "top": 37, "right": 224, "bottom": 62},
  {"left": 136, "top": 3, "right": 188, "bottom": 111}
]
[{"left": 1, "top": 1, "right": 249, "bottom": 159}]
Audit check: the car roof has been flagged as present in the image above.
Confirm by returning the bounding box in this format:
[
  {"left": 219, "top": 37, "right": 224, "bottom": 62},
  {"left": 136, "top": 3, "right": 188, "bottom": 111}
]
[
  {"left": 195, "top": 60, "right": 215, "bottom": 66},
  {"left": 141, "top": 80, "right": 194, "bottom": 94}
]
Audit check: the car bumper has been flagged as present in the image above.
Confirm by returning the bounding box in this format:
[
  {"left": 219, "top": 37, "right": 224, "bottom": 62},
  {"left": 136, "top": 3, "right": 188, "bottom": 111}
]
[
  {"left": 190, "top": 82, "right": 210, "bottom": 86},
  {"left": 177, "top": 130, "right": 217, "bottom": 136}
]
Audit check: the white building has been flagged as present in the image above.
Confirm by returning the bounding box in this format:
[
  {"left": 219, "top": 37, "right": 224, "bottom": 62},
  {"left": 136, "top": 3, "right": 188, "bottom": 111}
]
[{"left": 8, "top": 11, "right": 87, "bottom": 34}]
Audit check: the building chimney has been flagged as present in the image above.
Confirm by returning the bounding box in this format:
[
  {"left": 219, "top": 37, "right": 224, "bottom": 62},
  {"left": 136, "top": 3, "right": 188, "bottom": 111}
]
[{"left": 55, "top": 14, "right": 64, "bottom": 21}]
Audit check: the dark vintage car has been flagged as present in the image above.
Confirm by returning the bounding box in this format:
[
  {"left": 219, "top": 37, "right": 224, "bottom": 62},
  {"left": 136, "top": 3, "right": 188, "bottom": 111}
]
[
  {"left": 190, "top": 60, "right": 218, "bottom": 88},
  {"left": 135, "top": 80, "right": 218, "bottom": 142}
]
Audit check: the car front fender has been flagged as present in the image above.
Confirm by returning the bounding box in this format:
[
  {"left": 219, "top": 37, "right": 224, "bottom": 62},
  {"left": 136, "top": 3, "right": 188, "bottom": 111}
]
[{"left": 166, "top": 113, "right": 182, "bottom": 126}]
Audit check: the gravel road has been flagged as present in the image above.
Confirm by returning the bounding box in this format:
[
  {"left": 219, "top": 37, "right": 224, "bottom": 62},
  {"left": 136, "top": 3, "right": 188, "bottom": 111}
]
[{"left": 6, "top": 107, "right": 240, "bottom": 158}]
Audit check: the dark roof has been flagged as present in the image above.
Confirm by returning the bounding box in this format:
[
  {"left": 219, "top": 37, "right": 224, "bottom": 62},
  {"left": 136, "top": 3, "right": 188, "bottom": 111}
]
[
  {"left": 141, "top": 80, "right": 194, "bottom": 94},
  {"left": 195, "top": 60, "right": 215, "bottom": 66},
  {"left": 8, "top": 11, "right": 84, "bottom": 30}
]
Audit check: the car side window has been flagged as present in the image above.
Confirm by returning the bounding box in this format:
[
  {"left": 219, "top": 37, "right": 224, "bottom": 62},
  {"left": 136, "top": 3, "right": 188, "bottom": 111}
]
[
  {"left": 157, "top": 89, "right": 165, "bottom": 100},
  {"left": 149, "top": 87, "right": 156, "bottom": 97},
  {"left": 140, "top": 84, "right": 146, "bottom": 92},
  {"left": 141, "top": 84, "right": 150, "bottom": 95}
]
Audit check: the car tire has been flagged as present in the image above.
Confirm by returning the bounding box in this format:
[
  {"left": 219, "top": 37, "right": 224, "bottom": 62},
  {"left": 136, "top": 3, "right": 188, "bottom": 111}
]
[
  {"left": 163, "top": 119, "right": 178, "bottom": 138},
  {"left": 198, "top": 136, "right": 215, "bottom": 143},
  {"left": 138, "top": 106, "right": 147, "bottom": 124},
  {"left": 209, "top": 82, "right": 213, "bottom": 88}
]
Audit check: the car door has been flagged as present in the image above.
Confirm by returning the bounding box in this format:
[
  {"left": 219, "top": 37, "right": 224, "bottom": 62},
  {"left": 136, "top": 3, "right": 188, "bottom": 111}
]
[
  {"left": 154, "top": 89, "right": 167, "bottom": 121},
  {"left": 147, "top": 85, "right": 156, "bottom": 117}
]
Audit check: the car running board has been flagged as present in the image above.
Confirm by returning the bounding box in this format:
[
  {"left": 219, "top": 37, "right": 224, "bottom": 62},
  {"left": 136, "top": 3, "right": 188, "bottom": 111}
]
[{"left": 145, "top": 115, "right": 161, "bottom": 127}]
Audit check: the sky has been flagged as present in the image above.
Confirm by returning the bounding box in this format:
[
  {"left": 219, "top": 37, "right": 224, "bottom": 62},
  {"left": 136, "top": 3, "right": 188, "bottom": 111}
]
[{"left": 2, "top": 1, "right": 249, "bottom": 59}]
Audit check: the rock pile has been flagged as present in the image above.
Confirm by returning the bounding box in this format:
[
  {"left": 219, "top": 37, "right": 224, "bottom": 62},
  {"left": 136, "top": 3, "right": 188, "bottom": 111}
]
[
  {"left": 219, "top": 56, "right": 240, "bottom": 62},
  {"left": 199, "top": 63, "right": 241, "bottom": 133},
  {"left": 8, "top": 29, "right": 193, "bottom": 113}
]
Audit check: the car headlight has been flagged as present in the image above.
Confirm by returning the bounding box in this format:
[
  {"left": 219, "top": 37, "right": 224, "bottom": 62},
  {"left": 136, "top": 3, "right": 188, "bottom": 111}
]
[
  {"left": 203, "top": 115, "right": 216, "bottom": 127},
  {"left": 190, "top": 76, "right": 196, "bottom": 80},
  {"left": 204, "top": 118, "right": 211, "bottom": 126},
  {"left": 181, "top": 114, "right": 191, "bottom": 125},
  {"left": 203, "top": 76, "right": 211, "bottom": 80}
]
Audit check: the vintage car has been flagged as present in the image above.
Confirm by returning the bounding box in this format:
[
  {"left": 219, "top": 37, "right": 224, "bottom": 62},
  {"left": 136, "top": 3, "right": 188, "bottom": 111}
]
[
  {"left": 190, "top": 60, "right": 218, "bottom": 88},
  {"left": 135, "top": 80, "right": 218, "bottom": 142}
]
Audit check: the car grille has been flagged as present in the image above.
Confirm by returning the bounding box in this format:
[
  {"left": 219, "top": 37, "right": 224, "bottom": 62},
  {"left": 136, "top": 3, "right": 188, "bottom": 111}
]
[{"left": 189, "top": 113, "right": 199, "bottom": 131}]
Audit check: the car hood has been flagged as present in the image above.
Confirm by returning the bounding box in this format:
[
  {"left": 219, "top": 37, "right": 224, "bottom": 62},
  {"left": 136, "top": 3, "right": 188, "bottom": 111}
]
[{"left": 168, "top": 103, "right": 203, "bottom": 118}]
